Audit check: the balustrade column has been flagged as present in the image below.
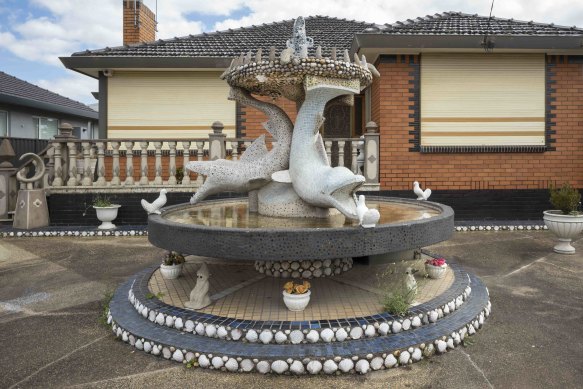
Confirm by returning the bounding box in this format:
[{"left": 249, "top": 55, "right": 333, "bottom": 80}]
[
  {"left": 196, "top": 141, "right": 205, "bottom": 186},
  {"left": 52, "top": 142, "right": 64, "bottom": 187},
  {"left": 168, "top": 141, "right": 177, "bottom": 185},
  {"left": 124, "top": 142, "right": 135, "bottom": 185},
  {"left": 324, "top": 140, "right": 332, "bottom": 166},
  {"left": 337, "top": 140, "right": 345, "bottom": 167},
  {"left": 230, "top": 141, "right": 239, "bottom": 161},
  {"left": 66, "top": 142, "right": 77, "bottom": 186},
  {"left": 153, "top": 141, "right": 163, "bottom": 185},
  {"left": 139, "top": 142, "right": 149, "bottom": 185},
  {"left": 81, "top": 142, "right": 93, "bottom": 186},
  {"left": 181, "top": 141, "right": 191, "bottom": 185},
  {"left": 363, "top": 121, "right": 380, "bottom": 185},
  {"left": 95, "top": 142, "right": 106, "bottom": 185},
  {"left": 351, "top": 140, "right": 359, "bottom": 174},
  {"left": 110, "top": 142, "right": 121, "bottom": 186}
]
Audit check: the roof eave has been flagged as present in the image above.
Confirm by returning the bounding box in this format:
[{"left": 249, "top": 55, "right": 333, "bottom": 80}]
[
  {"left": 0, "top": 94, "right": 98, "bottom": 120},
  {"left": 60, "top": 56, "right": 234, "bottom": 78},
  {"left": 355, "top": 33, "right": 583, "bottom": 52}
]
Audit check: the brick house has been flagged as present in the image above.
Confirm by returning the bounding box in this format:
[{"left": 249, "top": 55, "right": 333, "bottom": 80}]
[{"left": 61, "top": 6, "right": 583, "bottom": 219}]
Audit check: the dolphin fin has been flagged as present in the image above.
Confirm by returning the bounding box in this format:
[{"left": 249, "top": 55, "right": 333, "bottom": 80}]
[
  {"left": 240, "top": 135, "right": 268, "bottom": 162},
  {"left": 315, "top": 133, "right": 330, "bottom": 167},
  {"left": 271, "top": 170, "right": 292, "bottom": 183}
]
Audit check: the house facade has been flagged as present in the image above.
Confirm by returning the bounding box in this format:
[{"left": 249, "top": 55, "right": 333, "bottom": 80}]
[
  {"left": 60, "top": 5, "right": 583, "bottom": 218},
  {"left": 0, "top": 71, "right": 98, "bottom": 139}
]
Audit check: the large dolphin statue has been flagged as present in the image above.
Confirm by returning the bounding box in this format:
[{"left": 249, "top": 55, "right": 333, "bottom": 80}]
[{"left": 186, "top": 87, "right": 293, "bottom": 204}]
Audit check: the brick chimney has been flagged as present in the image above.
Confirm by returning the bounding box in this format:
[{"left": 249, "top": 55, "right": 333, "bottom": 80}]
[{"left": 123, "top": 0, "right": 156, "bottom": 45}]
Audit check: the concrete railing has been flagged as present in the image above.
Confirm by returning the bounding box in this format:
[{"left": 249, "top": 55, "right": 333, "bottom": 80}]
[{"left": 42, "top": 121, "right": 380, "bottom": 193}]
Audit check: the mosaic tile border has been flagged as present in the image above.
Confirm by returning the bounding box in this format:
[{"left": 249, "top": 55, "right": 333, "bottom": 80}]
[
  {"left": 107, "top": 268, "right": 491, "bottom": 374},
  {"left": 127, "top": 254, "right": 471, "bottom": 344},
  {"left": 0, "top": 223, "right": 547, "bottom": 239}
]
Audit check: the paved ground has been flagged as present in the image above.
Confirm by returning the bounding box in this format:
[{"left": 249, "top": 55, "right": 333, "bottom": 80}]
[{"left": 0, "top": 231, "right": 582, "bottom": 388}]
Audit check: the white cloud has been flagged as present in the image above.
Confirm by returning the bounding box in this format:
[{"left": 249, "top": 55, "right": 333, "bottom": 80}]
[{"left": 37, "top": 73, "right": 98, "bottom": 105}]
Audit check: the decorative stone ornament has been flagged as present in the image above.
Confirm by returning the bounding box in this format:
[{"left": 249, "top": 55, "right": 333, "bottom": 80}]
[
  {"left": 141, "top": 189, "right": 167, "bottom": 215},
  {"left": 542, "top": 210, "right": 583, "bottom": 254},
  {"left": 425, "top": 263, "right": 447, "bottom": 279},
  {"left": 282, "top": 290, "right": 311, "bottom": 312},
  {"left": 413, "top": 181, "right": 432, "bottom": 201},
  {"left": 13, "top": 153, "right": 50, "bottom": 230},
  {"left": 94, "top": 205, "right": 121, "bottom": 230},
  {"left": 185, "top": 263, "right": 212, "bottom": 309}
]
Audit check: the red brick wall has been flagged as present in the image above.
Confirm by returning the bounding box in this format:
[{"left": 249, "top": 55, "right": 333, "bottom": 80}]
[
  {"left": 239, "top": 96, "right": 298, "bottom": 139},
  {"left": 123, "top": 0, "right": 156, "bottom": 45},
  {"left": 372, "top": 54, "right": 583, "bottom": 191}
]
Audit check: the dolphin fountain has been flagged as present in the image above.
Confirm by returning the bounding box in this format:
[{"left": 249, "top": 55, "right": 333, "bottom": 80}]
[{"left": 188, "top": 16, "right": 381, "bottom": 224}]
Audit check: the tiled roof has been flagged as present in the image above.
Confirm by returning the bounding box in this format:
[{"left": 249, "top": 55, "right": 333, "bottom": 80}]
[
  {"left": 0, "top": 71, "right": 96, "bottom": 115},
  {"left": 72, "top": 16, "right": 375, "bottom": 58},
  {"left": 369, "top": 11, "right": 583, "bottom": 35}
]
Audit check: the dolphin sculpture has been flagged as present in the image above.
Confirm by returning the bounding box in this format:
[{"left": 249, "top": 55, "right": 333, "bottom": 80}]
[
  {"left": 272, "top": 78, "right": 366, "bottom": 219},
  {"left": 186, "top": 87, "right": 293, "bottom": 204}
]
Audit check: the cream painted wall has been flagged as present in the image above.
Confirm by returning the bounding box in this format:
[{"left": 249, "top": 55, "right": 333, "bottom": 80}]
[{"left": 107, "top": 71, "right": 236, "bottom": 140}]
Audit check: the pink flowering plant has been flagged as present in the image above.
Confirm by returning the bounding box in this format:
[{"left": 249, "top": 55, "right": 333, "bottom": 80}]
[{"left": 425, "top": 258, "right": 446, "bottom": 267}]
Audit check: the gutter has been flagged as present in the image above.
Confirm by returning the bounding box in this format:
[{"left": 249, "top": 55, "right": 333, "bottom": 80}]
[
  {"left": 60, "top": 56, "right": 233, "bottom": 78},
  {"left": 354, "top": 34, "right": 583, "bottom": 52},
  {"left": 0, "top": 94, "right": 98, "bottom": 120}
]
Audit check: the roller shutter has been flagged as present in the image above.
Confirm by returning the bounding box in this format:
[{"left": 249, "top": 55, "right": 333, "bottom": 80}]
[
  {"left": 107, "top": 71, "right": 236, "bottom": 139},
  {"left": 421, "top": 53, "right": 545, "bottom": 146}
]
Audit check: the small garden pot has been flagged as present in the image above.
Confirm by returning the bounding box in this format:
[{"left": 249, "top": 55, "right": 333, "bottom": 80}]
[
  {"left": 425, "top": 263, "right": 447, "bottom": 279},
  {"left": 543, "top": 210, "right": 583, "bottom": 254},
  {"left": 282, "top": 290, "right": 311, "bottom": 311},
  {"left": 160, "top": 263, "right": 183, "bottom": 279},
  {"left": 94, "top": 205, "right": 121, "bottom": 230}
]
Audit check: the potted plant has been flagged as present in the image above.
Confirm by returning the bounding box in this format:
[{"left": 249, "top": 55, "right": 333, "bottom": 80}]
[
  {"left": 93, "top": 195, "right": 121, "bottom": 230},
  {"left": 543, "top": 183, "right": 583, "bottom": 254},
  {"left": 160, "top": 251, "right": 185, "bottom": 279},
  {"left": 425, "top": 257, "right": 447, "bottom": 279},
  {"left": 282, "top": 280, "right": 311, "bottom": 311}
]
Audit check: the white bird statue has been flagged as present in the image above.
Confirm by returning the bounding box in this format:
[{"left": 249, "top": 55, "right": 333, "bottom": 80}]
[
  {"left": 141, "top": 189, "right": 167, "bottom": 215},
  {"left": 356, "top": 195, "right": 381, "bottom": 228},
  {"left": 413, "top": 181, "right": 431, "bottom": 201},
  {"left": 403, "top": 267, "right": 418, "bottom": 303}
]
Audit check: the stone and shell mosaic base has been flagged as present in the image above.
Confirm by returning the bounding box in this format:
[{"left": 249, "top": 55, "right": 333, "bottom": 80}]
[
  {"left": 253, "top": 258, "right": 353, "bottom": 278},
  {"left": 107, "top": 252, "right": 491, "bottom": 375}
]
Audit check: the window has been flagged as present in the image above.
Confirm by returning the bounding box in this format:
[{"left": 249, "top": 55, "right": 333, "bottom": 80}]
[
  {"left": 0, "top": 111, "right": 7, "bottom": 136},
  {"left": 35, "top": 117, "right": 58, "bottom": 139},
  {"left": 420, "top": 53, "right": 545, "bottom": 147}
]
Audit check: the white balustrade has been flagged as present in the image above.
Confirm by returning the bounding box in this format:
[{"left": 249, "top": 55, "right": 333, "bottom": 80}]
[{"left": 46, "top": 134, "right": 376, "bottom": 190}]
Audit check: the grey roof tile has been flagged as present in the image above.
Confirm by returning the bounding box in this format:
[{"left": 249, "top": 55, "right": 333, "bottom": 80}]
[
  {"left": 0, "top": 71, "right": 96, "bottom": 114},
  {"left": 72, "top": 16, "right": 375, "bottom": 58},
  {"left": 371, "top": 11, "right": 583, "bottom": 35}
]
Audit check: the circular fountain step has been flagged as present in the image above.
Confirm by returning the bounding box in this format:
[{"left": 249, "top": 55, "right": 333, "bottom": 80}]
[{"left": 108, "top": 258, "right": 491, "bottom": 374}]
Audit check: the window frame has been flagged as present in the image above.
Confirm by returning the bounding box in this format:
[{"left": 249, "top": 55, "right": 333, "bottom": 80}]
[{"left": 34, "top": 116, "right": 59, "bottom": 140}]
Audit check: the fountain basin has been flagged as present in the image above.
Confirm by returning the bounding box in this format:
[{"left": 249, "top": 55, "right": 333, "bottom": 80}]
[{"left": 148, "top": 196, "right": 454, "bottom": 261}]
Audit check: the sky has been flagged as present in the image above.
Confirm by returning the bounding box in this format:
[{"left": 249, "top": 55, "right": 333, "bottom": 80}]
[{"left": 0, "top": 0, "right": 582, "bottom": 106}]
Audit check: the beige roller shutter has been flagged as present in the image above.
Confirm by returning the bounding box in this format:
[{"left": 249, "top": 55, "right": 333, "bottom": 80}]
[
  {"left": 108, "top": 71, "right": 236, "bottom": 139},
  {"left": 421, "top": 53, "right": 545, "bottom": 146}
]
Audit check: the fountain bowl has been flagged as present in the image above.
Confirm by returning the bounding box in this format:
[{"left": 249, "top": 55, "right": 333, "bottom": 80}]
[{"left": 148, "top": 196, "right": 454, "bottom": 261}]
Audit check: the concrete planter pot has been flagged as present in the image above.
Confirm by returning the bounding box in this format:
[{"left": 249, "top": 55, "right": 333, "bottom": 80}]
[
  {"left": 160, "top": 263, "right": 183, "bottom": 279},
  {"left": 425, "top": 263, "right": 447, "bottom": 279},
  {"left": 543, "top": 210, "right": 583, "bottom": 254},
  {"left": 94, "top": 205, "right": 121, "bottom": 230},
  {"left": 282, "top": 290, "right": 311, "bottom": 311}
]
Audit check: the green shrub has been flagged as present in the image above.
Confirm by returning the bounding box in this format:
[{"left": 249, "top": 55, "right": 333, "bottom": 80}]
[
  {"left": 93, "top": 194, "right": 112, "bottom": 207},
  {"left": 382, "top": 292, "right": 410, "bottom": 317},
  {"left": 550, "top": 183, "right": 581, "bottom": 215}
]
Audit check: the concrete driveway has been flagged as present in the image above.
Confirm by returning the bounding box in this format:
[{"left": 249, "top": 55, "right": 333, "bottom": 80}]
[{"left": 0, "top": 231, "right": 581, "bottom": 388}]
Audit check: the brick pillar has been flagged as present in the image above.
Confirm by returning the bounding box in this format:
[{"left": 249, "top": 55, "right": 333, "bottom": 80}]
[{"left": 123, "top": 0, "right": 156, "bottom": 46}]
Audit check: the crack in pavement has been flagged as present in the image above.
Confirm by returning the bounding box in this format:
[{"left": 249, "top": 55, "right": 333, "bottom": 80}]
[
  {"left": 460, "top": 349, "right": 494, "bottom": 389},
  {"left": 7, "top": 335, "right": 108, "bottom": 389},
  {"left": 64, "top": 366, "right": 182, "bottom": 388}
]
